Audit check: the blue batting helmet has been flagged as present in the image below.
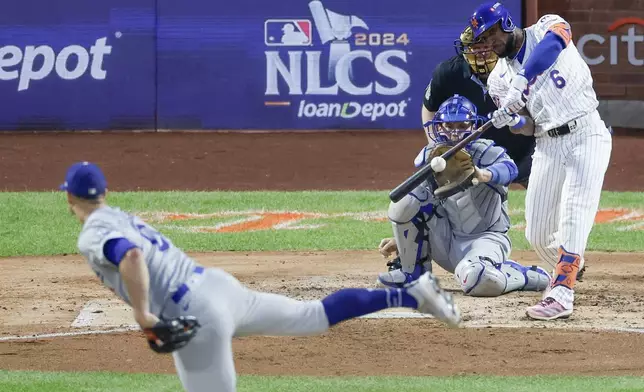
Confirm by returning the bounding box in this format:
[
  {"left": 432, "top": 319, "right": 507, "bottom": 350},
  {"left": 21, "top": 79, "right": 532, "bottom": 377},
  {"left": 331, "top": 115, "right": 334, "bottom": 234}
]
[
  {"left": 428, "top": 95, "right": 485, "bottom": 145},
  {"left": 469, "top": 2, "right": 516, "bottom": 40}
]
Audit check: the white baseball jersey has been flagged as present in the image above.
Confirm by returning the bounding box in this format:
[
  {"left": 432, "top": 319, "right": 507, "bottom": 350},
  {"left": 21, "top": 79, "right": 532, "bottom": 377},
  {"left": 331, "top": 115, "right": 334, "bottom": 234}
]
[
  {"left": 487, "top": 14, "right": 599, "bottom": 136},
  {"left": 77, "top": 206, "right": 198, "bottom": 315},
  {"left": 486, "top": 15, "right": 613, "bottom": 315}
]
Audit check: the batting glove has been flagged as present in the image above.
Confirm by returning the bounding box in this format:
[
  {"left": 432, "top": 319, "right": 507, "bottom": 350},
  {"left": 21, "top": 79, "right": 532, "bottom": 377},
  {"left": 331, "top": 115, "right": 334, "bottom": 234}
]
[
  {"left": 490, "top": 108, "right": 517, "bottom": 129},
  {"left": 502, "top": 70, "right": 529, "bottom": 114}
]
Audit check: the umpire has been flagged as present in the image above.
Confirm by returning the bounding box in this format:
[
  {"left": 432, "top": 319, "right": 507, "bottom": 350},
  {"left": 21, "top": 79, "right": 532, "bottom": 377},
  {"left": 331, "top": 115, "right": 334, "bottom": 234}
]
[{"left": 422, "top": 26, "right": 535, "bottom": 188}]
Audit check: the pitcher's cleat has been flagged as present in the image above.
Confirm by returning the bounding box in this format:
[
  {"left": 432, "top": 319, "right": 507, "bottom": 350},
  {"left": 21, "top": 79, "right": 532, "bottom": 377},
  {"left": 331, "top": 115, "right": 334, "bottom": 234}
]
[{"left": 406, "top": 272, "right": 461, "bottom": 327}]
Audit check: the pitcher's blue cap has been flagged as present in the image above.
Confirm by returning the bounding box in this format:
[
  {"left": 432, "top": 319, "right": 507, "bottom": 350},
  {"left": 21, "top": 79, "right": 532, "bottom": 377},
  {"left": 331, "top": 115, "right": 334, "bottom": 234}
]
[{"left": 59, "top": 162, "right": 107, "bottom": 199}]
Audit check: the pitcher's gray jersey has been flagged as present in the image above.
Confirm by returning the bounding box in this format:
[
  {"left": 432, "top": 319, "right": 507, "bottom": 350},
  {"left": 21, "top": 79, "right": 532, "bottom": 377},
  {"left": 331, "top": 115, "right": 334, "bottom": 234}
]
[
  {"left": 415, "top": 138, "right": 511, "bottom": 237},
  {"left": 77, "top": 206, "right": 197, "bottom": 315}
]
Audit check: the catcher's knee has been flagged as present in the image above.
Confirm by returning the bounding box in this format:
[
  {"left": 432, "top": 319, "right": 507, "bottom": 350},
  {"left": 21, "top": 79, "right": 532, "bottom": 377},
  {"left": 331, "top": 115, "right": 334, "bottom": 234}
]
[
  {"left": 454, "top": 257, "right": 506, "bottom": 297},
  {"left": 388, "top": 185, "right": 430, "bottom": 224}
]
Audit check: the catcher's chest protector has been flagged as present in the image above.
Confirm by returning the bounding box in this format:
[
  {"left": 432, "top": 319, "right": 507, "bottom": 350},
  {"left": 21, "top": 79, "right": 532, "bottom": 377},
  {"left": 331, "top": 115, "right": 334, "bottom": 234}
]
[{"left": 425, "top": 139, "right": 511, "bottom": 235}]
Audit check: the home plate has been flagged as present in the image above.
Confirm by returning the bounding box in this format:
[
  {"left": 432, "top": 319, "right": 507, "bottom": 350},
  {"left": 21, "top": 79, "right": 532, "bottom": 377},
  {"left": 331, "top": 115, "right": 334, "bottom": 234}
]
[
  {"left": 72, "top": 299, "right": 432, "bottom": 328},
  {"left": 361, "top": 309, "right": 433, "bottom": 319}
]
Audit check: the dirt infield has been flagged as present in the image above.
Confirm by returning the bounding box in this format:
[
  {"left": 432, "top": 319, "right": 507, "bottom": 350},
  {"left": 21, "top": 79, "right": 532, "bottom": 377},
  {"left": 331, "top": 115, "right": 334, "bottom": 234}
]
[
  {"left": 2, "top": 251, "right": 644, "bottom": 376},
  {"left": 1, "top": 128, "right": 643, "bottom": 192},
  {"left": 1, "top": 129, "right": 644, "bottom": 377}
]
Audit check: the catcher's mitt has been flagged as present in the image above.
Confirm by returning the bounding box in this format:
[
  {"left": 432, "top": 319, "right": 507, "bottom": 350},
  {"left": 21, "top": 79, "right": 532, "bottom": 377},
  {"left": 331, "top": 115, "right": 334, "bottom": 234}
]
[
  {"left": 427, "top": 144, "right": 476, "bottom": 199},
  {"left": 143, "top": 316, "right": 201, "bottom": 354}
]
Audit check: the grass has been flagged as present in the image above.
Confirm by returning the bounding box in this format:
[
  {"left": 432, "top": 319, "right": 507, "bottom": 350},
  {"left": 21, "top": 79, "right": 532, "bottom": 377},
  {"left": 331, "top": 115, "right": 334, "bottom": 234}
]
[
  {"left": 2, "top": 371, "right": 644, "bottom": 392},
  {"left": 1, "top": 190, "right": 644, "bottom": 256}
]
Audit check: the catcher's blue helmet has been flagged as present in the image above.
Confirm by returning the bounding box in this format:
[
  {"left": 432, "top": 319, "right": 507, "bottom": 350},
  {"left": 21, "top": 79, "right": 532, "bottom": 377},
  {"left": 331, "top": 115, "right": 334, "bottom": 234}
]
[
  {"left": 469, "top": 2, "right": 516, "bottom": 40},
  {"left": 428, "top": 95, "right": 485, "bottom": 145}
]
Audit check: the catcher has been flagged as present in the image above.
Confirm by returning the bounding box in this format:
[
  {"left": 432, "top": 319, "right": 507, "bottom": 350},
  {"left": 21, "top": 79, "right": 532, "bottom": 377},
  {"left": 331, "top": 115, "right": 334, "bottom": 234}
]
[
  {"left": 377, "top": 95, "right": 551, "bottom": 297},
  {"left": 60, "top": 162, "right": 460, "bottom": 392}
]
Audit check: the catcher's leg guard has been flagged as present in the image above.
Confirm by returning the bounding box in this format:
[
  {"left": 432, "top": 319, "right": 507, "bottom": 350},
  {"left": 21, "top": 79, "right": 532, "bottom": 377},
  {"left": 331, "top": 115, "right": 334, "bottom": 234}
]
[
  {"left": 502, "top": 260, "right": 551, "bottom": 292},
  {"left": 378, "top": 186, "right": 432, "bottom": 288},
  {"left": 454, "top": 257, "right": 551, "bottom": 297}
]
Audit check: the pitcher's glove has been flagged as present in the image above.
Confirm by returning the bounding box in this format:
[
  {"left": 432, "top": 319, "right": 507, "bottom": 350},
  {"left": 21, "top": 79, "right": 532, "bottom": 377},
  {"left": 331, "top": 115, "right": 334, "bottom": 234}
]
[
  {"left": 143, "top": 316, "right": 201, "bottom": 354},
  {"left": 427, "top": 144, "right": 476, "bottom": 199}
]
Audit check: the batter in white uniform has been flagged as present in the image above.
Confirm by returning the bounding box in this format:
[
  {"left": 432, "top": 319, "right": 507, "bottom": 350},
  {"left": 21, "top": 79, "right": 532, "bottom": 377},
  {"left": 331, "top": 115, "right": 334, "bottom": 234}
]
[
  {"left": 60, "top": 161, "right": 461, "bottom": 392},
  {"left": 468, "top": 2, "right": 612, "bottom": 320}
]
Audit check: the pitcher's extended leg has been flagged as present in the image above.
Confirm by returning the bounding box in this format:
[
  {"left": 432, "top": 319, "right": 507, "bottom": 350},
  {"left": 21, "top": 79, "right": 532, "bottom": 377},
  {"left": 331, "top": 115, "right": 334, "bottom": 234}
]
[{"left": 235, "top": 276, "right": 460, "bottom": 336}]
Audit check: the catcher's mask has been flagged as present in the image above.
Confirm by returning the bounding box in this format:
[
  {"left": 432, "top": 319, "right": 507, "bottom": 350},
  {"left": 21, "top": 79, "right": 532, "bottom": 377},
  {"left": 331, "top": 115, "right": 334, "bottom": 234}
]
[
  {"left": 428, "top": 95, "right": 483, "bottom": 145},
  {"left": 454, "top": 25, "right": 499, "bottom": 78}
]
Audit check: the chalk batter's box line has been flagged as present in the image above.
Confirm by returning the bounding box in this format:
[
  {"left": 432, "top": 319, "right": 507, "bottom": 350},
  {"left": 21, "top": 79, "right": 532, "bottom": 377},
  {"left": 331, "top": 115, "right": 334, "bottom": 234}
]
[{"left": 2, "top": 323, "right": 644, "bottom": 343}]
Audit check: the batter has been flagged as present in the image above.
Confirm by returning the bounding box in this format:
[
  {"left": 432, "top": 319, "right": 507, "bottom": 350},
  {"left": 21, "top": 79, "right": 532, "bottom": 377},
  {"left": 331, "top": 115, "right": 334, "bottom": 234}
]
[
  {"left": 469, "top": 2, "right": 612, "bottom": 319},
  {"left": 377, "top": 95, "right": 551, "bottom": 297},
  {"left": 60, "top": 161, "right": 461, "bottom": 392}
]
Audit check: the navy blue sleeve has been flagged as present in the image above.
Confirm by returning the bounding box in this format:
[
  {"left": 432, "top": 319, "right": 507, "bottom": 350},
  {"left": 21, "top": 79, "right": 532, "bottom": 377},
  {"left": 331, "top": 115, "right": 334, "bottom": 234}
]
[
  {"left": 522, "top": 32, "right": 565, "bottom": 80},
  {"left": 103, "top": 238, "right": 138, "bottom": 266}
]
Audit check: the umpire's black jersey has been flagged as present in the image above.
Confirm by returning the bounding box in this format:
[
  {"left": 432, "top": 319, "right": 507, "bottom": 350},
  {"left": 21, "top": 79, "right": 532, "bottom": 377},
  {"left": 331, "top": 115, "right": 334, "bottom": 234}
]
[{"left": 423, "top": 55, "right": 535, "bottom": 186}]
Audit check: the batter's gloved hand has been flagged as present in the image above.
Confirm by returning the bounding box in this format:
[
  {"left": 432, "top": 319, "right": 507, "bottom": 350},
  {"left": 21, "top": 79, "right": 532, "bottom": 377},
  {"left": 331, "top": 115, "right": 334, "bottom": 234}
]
[
  {"left": 490, "top": 108, "right": 516, "bottom": 129},
  {"left": 143, "top": 316, "right": 201, "bottom": 354},
  {"left": 428, "top": 144, "right": 476, "bottom": 199},
  {"left": 502, "top": 71, "right": 529, "bottom": 113},
  {"left": 490, "top": 109, "right": 524, "bottom": 129}
]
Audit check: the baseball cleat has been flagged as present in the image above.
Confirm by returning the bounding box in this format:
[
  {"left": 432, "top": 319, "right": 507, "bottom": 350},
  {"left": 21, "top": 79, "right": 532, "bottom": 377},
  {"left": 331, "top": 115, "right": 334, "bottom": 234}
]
[
  {"left": 377, "top": 269, "right": 416, "bottom": 288},
  {"left": 525, "top": 297, "right": 573, "bottom": 320},
  {"left": 406, "top": 272, "right": 461, "bottom": 327},
  {"left": 577, "top": 259, "right": 587, "bottom": 282},
  {"left": 377, "top": 258, "right": 426, "bottom": 288}
]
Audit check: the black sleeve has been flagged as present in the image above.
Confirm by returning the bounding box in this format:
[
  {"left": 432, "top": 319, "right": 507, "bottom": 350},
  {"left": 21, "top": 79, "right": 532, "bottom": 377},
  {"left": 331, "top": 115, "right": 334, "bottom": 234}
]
[{"left": 422, "top": 64, "right": 450, "bottom": 112}]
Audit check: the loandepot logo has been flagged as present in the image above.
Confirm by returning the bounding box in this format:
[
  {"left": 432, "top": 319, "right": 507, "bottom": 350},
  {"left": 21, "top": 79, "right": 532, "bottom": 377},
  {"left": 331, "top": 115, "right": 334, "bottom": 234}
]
[
  {"left": 577, "top": 17, "right": 644, "bottom": 66},
  {"left": 138, "top": 208, "right": 644, "bottom": 233},
  {"left": 0, "top": 36, "right": 115, "bottom": 91},
  {"left": 263, "top": 0, "right": 412, "bottom": 121}
]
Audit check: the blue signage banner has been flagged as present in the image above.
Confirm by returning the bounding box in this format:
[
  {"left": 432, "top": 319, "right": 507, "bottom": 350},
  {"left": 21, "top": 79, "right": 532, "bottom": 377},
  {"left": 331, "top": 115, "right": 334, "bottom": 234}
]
[
  {"left": 0, "top": 0, "right": 157, "bottom": 130},
  {"left": 0, "top": 0, "right": 522, "bottom": 130}
]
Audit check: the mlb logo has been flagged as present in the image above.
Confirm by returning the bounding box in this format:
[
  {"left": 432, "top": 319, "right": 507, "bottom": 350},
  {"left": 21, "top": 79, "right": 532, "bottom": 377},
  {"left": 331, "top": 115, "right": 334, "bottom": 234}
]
[{"left": 265, "top": 19, "right": 312, "bottom": 46}]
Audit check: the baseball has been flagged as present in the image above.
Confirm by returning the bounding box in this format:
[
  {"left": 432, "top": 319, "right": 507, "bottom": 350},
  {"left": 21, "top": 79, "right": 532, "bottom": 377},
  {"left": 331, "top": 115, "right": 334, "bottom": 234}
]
[{"left": 431, "top": 156, "right": 446, "bottom": 172}]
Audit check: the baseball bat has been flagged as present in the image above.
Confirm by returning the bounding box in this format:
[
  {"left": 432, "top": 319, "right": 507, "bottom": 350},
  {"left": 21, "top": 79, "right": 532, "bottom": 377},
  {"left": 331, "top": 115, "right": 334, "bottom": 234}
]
[{"left": 388, "top": 115, "right": 525, "bottom": 203}]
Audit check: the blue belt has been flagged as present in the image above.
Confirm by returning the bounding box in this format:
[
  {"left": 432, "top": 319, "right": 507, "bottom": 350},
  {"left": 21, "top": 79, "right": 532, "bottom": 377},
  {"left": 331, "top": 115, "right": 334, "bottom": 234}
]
[{"left": 171, "top": 266, "right": 204, "bottom": 304}]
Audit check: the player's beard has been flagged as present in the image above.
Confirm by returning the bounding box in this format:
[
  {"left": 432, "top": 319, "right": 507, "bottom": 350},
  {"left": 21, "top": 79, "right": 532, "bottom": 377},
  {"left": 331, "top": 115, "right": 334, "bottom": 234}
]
[
  {"left": 495, "top": 32, "right": 516, "bottom": 58},
  {"left": 504, "top": 32, "right": 516, "bottom": 57}
]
